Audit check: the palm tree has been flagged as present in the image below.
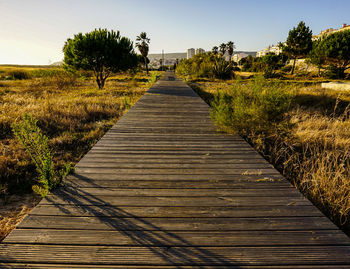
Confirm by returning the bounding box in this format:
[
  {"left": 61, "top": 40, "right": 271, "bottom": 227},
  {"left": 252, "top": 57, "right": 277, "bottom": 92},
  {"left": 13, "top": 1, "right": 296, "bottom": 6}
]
[
  {"left": 212, "top": 46, "right": 219, "bottom": 55},
  {"left": 136, "top": 32, "right": 150, "bottom": 74},
  {"left": 226, "top": 41, "right": 235, "bottom": 61},
  {"left": 219, "top": 43, "right": 227, "bottom": 56}
]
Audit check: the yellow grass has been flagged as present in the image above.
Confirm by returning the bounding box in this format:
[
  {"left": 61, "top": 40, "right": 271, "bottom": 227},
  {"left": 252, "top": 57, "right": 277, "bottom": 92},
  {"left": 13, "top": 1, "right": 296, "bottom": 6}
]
[
  {"left": 0, "top": 66, "right": 159, "bottom": 240},
  {"left": 191, "top": 79, "right": 350, "bottom": 231}
]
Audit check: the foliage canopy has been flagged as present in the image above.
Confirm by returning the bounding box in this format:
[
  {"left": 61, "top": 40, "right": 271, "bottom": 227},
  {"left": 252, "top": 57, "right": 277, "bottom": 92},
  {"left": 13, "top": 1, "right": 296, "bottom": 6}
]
[
  {"left": 284, "top": 21, "right": 313, "bottom": 74},
  {"left": 63, "top": 28, "right": 138, "bottom": 89},
  {"left": 318, "top": 30, "right": 350, "bottom": 78}
]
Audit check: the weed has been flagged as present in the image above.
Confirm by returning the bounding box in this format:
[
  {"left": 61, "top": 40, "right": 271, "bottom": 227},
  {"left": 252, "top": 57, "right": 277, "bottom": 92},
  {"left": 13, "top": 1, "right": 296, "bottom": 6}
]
[
  {"left": 12, "top": 114, "right": 73, "bottom": 197},
  {"left": 148, "top": 72, "right": 161, "bottom": 84}
]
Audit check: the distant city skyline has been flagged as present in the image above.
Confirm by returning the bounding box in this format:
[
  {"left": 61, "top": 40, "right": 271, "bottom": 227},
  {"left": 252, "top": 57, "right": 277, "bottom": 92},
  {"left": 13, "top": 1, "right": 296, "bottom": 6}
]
[{"left": 0, "top": 0, "right": 349, "bottom": 65}]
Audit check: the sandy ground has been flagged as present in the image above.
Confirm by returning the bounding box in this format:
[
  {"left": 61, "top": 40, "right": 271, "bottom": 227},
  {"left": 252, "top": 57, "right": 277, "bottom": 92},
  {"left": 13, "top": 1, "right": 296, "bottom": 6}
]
[{"left": 0, "top": 194, "right": 40, "bottom": 241}]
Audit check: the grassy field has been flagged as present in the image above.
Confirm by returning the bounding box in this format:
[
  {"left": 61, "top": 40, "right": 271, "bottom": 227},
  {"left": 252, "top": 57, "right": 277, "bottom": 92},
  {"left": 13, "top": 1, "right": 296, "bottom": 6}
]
[
  {"left": 0, "top": 65, "right": 159, "bottom": 240},
  {"left": 188, "top": 76, "right": 350, "bottom": 234}
]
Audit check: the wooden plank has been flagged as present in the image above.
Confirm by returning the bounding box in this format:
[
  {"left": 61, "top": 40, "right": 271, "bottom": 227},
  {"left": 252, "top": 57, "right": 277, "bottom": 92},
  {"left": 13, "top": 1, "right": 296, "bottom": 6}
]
[
  {"left": 4, "top": 229, "right": 348, "bottom": 246},
  {"left": 75, "top": 163, "right": 274, "bottom": 169},
  {"left": 1, "top": 244, "right": 350, "bottom": 265},
  {"left": 2, "top": 265, "right": 350, "bottom": 269},
  {"left": 66, "top": 180, "right": 292, "bottom": 189},
  {"left": 51, "top": 188, "right": 302, "bottom": 197},
  {"left": 18, "top": 216, "right": 336, "bottom": 230},
  {"left": 78, "top": 158, "right": 269, "bottom": 164},
  {"left": 40, "top": 195, "right": 311, "bottom": 206},
  {"left": 74, "top": 168, "right": 281, "bottom": 175},
  {"left": 29, "top": 205, "right": 323, "bottom": 217}
]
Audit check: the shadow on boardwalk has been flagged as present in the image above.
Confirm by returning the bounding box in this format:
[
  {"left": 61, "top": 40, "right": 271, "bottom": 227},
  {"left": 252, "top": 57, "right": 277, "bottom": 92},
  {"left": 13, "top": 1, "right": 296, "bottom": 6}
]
[{"left": 45, "top": 173, "right": 240, "bottom": 267}]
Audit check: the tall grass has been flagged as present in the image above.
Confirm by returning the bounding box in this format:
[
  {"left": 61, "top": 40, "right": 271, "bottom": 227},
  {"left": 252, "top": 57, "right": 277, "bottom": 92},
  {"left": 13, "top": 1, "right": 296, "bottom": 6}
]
[
  {"left": 194, "top": 77, "right": 350, "bottom": 232},
  {"left": 0, "top": 67, "right": 152, "bottom": 195}
]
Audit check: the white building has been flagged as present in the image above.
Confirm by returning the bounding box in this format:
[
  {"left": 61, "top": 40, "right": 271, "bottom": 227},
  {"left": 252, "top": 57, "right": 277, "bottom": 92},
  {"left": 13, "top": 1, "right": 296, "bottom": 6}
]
[
  {"left": 187, "top": 48, "right": 195, "bottom": 59},
  {"left": 195, "top": 48, "right": 205, "bottom": 55},
  {"left": 312, "top": 23, "right": 350, "bottom": 41},
  {"left": 232, "top": 53, "right": 249, "bottom": 63},
  {"left": 256, "top": 44, "right": 283, "bottom": 57}
]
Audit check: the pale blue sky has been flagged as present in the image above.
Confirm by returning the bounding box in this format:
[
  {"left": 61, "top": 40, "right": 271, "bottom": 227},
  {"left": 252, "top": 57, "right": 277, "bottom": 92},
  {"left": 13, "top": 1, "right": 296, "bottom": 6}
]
[{"left": 0, "top": 0, "right": 349, "bottom": 64}]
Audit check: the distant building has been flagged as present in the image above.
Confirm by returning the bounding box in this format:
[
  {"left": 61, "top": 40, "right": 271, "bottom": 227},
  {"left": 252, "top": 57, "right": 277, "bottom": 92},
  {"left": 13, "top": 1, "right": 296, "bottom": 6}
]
[
  {"left": 195, "top": 48, "right": 205, "bottom": 55},
  {"left": 187, "top": 48, "right": 195, "bottom": 59},
  {"left": 312, "top": 23, "right": 350, "bottom": 41},
  {"left": 232, "top": 53, "right": 249, "bottom": 62},
  {"left": 256, "top": 44, "right": 283, "bottom": 57}
]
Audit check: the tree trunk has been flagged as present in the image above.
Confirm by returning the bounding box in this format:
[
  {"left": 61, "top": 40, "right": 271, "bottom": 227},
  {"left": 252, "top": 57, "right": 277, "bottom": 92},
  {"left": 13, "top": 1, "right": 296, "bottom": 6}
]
[
  {"left": 96, "top": 72, "right": 106, "bottom": 89},
  {"left": 291, "top": 57, "right": 297, "bottom": 75},
  {"left": 144, "top": 57, "right": 148, "bottom": 74}
]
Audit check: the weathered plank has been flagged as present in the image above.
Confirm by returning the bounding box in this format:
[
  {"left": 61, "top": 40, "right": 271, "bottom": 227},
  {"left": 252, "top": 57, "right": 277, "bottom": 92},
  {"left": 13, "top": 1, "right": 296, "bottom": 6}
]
[
  {"left": 39, "top": 195, "right": 311, "bottom": 206},
  {"left": 18, "top": 216, "right": 336, "bottom": 230},
  {"left": 51, "top": 187, "right": 303, "bottom": 197},
  {"left": 29, "top": 205, "right": 323, "bottom": 217},
  {"left": 2, "top": 264, "right": 350, "bottom": 269},
  {"left": 4, "top": 229, "right": 348, "bottom": 246},
  {"left": 1, "top": 244, "right": 350, "bottom": 265}
]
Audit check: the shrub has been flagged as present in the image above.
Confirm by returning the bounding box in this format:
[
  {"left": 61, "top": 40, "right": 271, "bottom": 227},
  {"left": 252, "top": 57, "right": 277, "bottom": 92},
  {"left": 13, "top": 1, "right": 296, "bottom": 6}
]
[
  {"left": 317, "top": 30, "right": 350, "bottom": 79},
  {"left": 176, "top": 53, "right": 235, "bottom": 80},
  {"left": 12, "top": 114, "right": 73, "bottom": 197},
  {"left": 212, "top": 58, "right": 234, "bottom": 79},
  {"left": 7, "top": 70, "right": 31, "bottom": 80},
  {"left": 148, "top": 72, "right": 161, "bottom": 84},
  {"left": 30, "top": 69, "right": 64, "bottom": 78},
  {"left": 210, "top": 76, "right": 294, "bottom": 135}
]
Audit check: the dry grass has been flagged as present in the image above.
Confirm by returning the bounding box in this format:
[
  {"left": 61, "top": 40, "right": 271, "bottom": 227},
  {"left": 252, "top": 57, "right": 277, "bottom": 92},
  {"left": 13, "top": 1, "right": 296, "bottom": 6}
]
[
  {"left": 0, "top": 66, "right": 158, "bottom": 240},
  {"left": 191, "top": 79, "right": 350, "bottom": 232},
  {"left": 0, "top": 67, "right": 154, "bottom": 194}
]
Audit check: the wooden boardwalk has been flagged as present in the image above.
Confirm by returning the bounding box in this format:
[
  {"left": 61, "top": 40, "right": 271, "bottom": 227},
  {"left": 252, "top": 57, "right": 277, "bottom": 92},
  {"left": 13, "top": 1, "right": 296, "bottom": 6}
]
[{"left": 1, "top": 71, "right": 350, "bottom": 268}]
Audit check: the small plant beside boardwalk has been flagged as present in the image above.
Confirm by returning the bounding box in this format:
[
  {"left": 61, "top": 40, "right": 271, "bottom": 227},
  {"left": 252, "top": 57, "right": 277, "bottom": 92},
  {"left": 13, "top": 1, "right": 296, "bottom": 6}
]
[
  {"left": 190, "top": 76, "right": 350, "bottom": 233},
  {"left": 12, "top": 114, "right": 73, "bottom": 197}
]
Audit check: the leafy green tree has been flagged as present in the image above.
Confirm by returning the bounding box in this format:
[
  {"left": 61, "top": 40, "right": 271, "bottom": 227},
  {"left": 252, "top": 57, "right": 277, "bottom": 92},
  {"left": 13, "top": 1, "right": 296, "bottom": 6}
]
[
  {"left": 136, "top": 32, "right": 151, "bottom": 74},
  {"left": 212, "top": 46, "right": 219, "bottom": 55},
  {"left": 318, "top": 30, "right": 350, "bottom": 78},
  {"left": 63, "top": 28, "right": 137, "bottom": 89},
  {"left": 284, "top": 21, "right": 313, "bottom": 74},
  {"left": 308, "top": 40, "right": 326, "bottom": 76},
  {"left": 219, "top": 43, "right": 227, "bottom": 56},
  {"left": 261, "top": 53, "right": 282, "bottom": 78},
  {"left": 226, "top": 41, "right": 235, "bottom": 61}
]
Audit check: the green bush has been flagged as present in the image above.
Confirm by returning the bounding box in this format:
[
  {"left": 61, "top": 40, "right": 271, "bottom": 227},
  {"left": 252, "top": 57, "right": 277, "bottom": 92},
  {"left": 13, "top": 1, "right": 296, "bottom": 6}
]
[
  {"left": 210, "top": 76, "right": 294, "bottom": 135},
  {"left": 148, "top": 72, "right": 161, "bottom": 84},
  {"left": 12, "top": 114, "right": 73, "bottom": 197},
  {"left": 176, "top": 53, "right": 235, "bottom": 80},
  {"left": 30, "top": 69, "right": 65, "bottom": 78},
  {"left": 212, "top": 58, "right": 234, "bottom": 79},
  {"left": 7, "top": 70, "right": 31, "bottom": 80}
]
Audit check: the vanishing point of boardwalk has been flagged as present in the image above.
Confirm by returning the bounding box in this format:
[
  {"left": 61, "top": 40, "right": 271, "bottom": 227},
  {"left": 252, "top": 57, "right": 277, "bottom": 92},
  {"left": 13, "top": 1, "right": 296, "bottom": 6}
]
[{"left": 1, "top": 71, "right": 350, "bottom": 268}]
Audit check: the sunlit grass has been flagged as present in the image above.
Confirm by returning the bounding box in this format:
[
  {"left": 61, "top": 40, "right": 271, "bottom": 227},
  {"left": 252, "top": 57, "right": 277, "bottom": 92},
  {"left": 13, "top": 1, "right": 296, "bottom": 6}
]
[
  {"left": 191, "top": 78, "right": 350, "bottom": 232},
  {"left": 0, "top": 66, "right": 160, "bottom": 240}
]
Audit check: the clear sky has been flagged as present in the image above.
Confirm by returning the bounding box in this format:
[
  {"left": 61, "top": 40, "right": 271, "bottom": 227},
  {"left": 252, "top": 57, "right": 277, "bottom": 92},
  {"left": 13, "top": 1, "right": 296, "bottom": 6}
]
[{"left": 0, "top": 0, "right": 349, "bottom": 65}]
